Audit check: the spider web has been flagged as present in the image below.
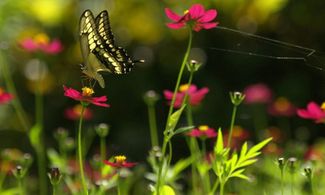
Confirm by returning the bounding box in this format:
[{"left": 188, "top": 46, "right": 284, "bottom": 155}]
[{"left": 207, "top": 26, "right": 325, "bottom": 71}]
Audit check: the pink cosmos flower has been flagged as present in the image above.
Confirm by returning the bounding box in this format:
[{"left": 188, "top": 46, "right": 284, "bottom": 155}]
[
  {"left": 0, "top": 88, "right": 14, "bottom": 104},
  {"left": 187, "top": 125, "right": 217, "bottom": 138},
  {"left": 64, "top": 104, "right": 93, "bottom": 120},
  {"left": 63, "top": 86, "right": 109, "bottom": 108},
  {"left": 243, "top": 83, "right": 272, "bottom": 104},
  {"left": 165, "top": 4, "right": 218, "bottom": 32},
  {"left": 268, "top": 97, "right": 296, "bottom": 117},
  {"left": 297, "top": 101, "right": 325, "bottom": 123},
  {"left": 103, "top": 155, "right": 137, "bottom": 168},
  {"left": 164, "top": 84, "right": 209, "bottom": 108},
  {"left": 20, "top": 33, "right": 63, "bottom": 54}
]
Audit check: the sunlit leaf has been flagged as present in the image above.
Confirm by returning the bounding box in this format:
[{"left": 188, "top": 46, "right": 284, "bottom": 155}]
[{"left": 166, "top": 105, "right": 186, "bottom": 134}]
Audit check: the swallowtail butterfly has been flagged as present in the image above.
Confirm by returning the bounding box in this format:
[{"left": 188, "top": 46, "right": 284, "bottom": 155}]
[{"left": 79, "top": 9, "right": 144, "bottom": 88}]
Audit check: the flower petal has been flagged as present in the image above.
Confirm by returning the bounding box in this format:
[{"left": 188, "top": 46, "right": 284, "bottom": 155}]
[
  {"left": 165, "top": 8, "right": 182, "bottom": 21},
  {"left": 198, "top": 10, "right": 217, "bottom": 22},
  {"left": 201, "top": 22, "right": 219, "bottom": 30},
  {"left": 91, "top": 96, "right": 110, "bottom": 107},
  {"left": 122, "top": 162, "right": 137, "bottom": 168},
  {"left": 42, "top": 39, "right": 63, "bottom": 54},
  {"left": 166, "top": 22, "right": 186, "bottom": 29},
  {"left": 189, "top": 4, "right": 205, "bottom": 19},
  {"left": 103, "top": 160, "right": 120, "bottom": 168},
  {"left": 63, "top": 86, "right": 83, "bottom": 100}
]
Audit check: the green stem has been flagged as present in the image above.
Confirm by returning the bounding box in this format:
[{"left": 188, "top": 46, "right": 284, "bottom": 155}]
[
  {"left": 220, "top": 182, "right": 225, "bottom": 195},
  {"left": 291, "top": 173, "right": 294, "bottom": 195},
  {"left": 100, "top": 136, "right": 106, "bottom": 177},
  {"left": 77, "top": 105, "right": 88, "bottom": 195},
  {"left": 210, "top": 180, "right": 219, "bottom": 195},
  {"left": 0, "top": 52, "right": 30, "bottom": 131},
  {"left": 227, "top": 105, "right": 238, "bottom": 147},
  {"left": 281, "top": 169, "right": 284, "bottom": 195},
  {"left": 117, "top": 172, "right": 121, "bottom": 195},
  {"left": 147, "top": 103, "right": 159, "bottom": 147},
  {"left": 52, "top": 185, "right": 57, "bottom": 195},
  {"left": 35, "top": 79, "right": 47, "bottom": 195},
  {"left": 156, "top": 28, "right": 193, "bottom": 195},
  {"left": 18, "top": 178, "right": 24, "bottom": 195}
]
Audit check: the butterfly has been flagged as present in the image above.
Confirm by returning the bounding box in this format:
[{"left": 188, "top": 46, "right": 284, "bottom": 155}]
[{"left": 79, "top": 9, "right": 144, "bottom": 88}]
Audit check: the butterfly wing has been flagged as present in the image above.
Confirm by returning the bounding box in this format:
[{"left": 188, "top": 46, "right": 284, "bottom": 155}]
[
  {"left": 79, "top": 9, "right": 111, "bottom": 88},
  {"left": 95, "top": 10, "right": 141, "bottom": 74}
]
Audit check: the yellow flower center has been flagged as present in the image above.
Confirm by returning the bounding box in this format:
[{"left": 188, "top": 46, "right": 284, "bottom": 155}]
[
  {"left": 73, "top": 104, "right": 83, "bottom": 115},
  {"left": 321, "top": 102, "right": 325, "bottom": 110},
  {"left": 114, "top": 155, "right": 126, "bottom": 164},
  {"left": 179, "top": 84, "right": 190, "bottom": 92},
  {"left": 183, "top": 10, "right": 189, "bottom": 14},
  {"left": 34, "top": 33, "right": 49, "bottom": 45},
  {"left": 82, "top": 87, "right": 94, "bottom": 97},
  {"left": 198, "top": 125, "right": 209, "bottom": 131},
  {"left": 274, "top": 97, "right": 290, "bottom": 112}
]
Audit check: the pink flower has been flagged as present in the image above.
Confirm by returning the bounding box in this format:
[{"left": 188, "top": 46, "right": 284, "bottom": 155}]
[
  {"left": 165, "top": 4, "right": 219, "bottom": 32},
  {"left": 268, "top": 97, "right": 296, "bottom": 117},
  {"left": 20, "top": 33, "right": 63, "bottom": 54},
  {"left": 187, "top": 125, "right": 217, "bottom": 138},
  {"left": 0, "top": 88, "right": 14, "bottom": 104},
  {"left": 164, "top": 84, "right": 209, "bottom": 108},
  {"left": 64, "top": 104, "right": 93, "bottom": 120},
  {"left": 103, "top": 155, "right": 137, "bottom": 168},
  {"left": 63, "top": 86, "right": 109, "bottom": 108},
  {"left": 297, "top": 101, "right": 325, "bottom": 123},
  {"left": 243, "top": 83, "right": 272, "bottom": 104}
]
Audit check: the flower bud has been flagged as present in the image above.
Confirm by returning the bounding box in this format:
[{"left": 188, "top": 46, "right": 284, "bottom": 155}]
[
  {"left": 186, "top": 60, "right": 202, "bottom": 72},
  {"left": 277, "top": 157, "right": 285, "bottom": 170},
  {"left": 230, "top": 91, "right": 245, "bottom": 106},
  {"left": 13, "top": 165, "right": 24, "bottom": 179},
  {"left": 143, "top": 90, "right": 160, "bottom": 106},
  {"left": 288, "top": 157, "right": 297, "bottom": 174},
  {"left": 95, "top": 123, "right": 110, "bottom": 138},
  {"left": 48, "top": 167, "right": 62, "bottom": 186}
]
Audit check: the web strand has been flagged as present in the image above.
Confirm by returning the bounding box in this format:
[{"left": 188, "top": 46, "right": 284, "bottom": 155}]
[{"left": 208, "top": 26, "right": 325, "bottom": 71}]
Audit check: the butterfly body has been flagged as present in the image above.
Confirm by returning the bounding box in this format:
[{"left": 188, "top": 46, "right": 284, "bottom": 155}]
[{"left": 79, "top": 9, "right": 143, "bottom": 88}]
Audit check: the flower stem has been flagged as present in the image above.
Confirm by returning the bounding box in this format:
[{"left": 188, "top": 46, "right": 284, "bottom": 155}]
[
  {"left": 219, "top": 182, "right": 225, "bottom": 195},
  {"left": 77, "top": 105, "right": 88, "bottom": 195},
  {"left": 281, "top": 169, "right": 284, "bottom": 195},
  {"left": 52, "top": 185, "right": 57, "bottom": 195},
  {"left": 209, "top": 180, "right": 219, "bottom": 195},
  {"left": 35, "top": 75, "right": 47, "bottom": 195},
  {"left": 18, "top": 178, "right": 24, "bottom": 195},
  {"left": 0, "top": 52, "right": 30, "bottom": 131},
  {"left": 156, "top": 28, "right": 193, "bottom": 195},
  {"left": 117, "top": 172, "right": 121, "bottom": 195},
  {"left": 291, "top": 173, "right": 294, "bottom": 195},
  {"left": 227, "top": 105, "right": 238, "bottom": 147},
  {"left": 100, "top": 136, "right": 106, "bottom": 177},
  {"left": 147, "top": 102, "right": 159, "bottom": 147}
]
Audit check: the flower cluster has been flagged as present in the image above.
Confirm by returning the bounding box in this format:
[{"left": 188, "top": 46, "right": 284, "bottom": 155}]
[
  {"left": 20, "top": 33, "right": 63, "bottom": 54},
  {"left": 164, "top": 84, "right": 209, "bottom": 108},
  {"left": 0, "top": 88, "right": 13, "bottom": 104},
  {"left": 63, "top": 86, "right": 109, "bottom": 107},
  {"left": 165, "top": 4, "right": 218, "bottom": 32},
  {"left": 187, "top": 125, "right": 217, "bottom": 138}
]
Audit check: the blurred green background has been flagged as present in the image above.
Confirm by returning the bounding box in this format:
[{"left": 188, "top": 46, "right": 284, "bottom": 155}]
[{"left": 0, "top": 0, "right": 325, "bottom": 163}]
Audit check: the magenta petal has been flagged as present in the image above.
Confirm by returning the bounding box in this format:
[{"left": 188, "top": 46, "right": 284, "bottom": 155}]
[
  {"left": 43, "top": 39, "right": 63, "bottom": 54},
  {"left": 122, "top": 162, "right": 137, "bottom": 168},
  {"left": 91, "top": 96, "right": 110, "bottom": 107},
  {"left": 201, "top": 22, "right": 218, "bottom": 29},
  {"left": 103, "top": 160, "right": 119, "bottom": 168},
  {"left": 166, "top": 22, "right": 186, "bottom": 29},
  {"left": 20, "top": 38, "right": 38, "bottom": 51},
  {"left": 307, "top": 102, "right": 324, "bottom": 117},
  {"left": 165, "top": 8, "right": 182, "bottom": 21},
  {"left": 63, "top": 86, "right": 82, "bottom": 100},
  {"left": 189, "top": 4, "right": 205, "bottom": 19},
  {"left": 163, "top": 90, "right": 174, "bottom": 100},
  {"left": 297, "top": 109, "right": 313, "bottom": 119},
  {"left": 198, "top": 10, "right": 217, "bottom": 22}
]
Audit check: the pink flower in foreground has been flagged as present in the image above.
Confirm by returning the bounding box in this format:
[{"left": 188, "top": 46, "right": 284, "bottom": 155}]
[
  {"left": 268, "top": 97, "right": 296, "bottom": 117},
  {"left": 0, "top": 88, "right": 14, "bottom": 104},
  {"left": 187, "top": 125, "right": 217, "bottom": 138},
  {"left": 243, "top": 83, "right": 272, "bottom": 104},
  {"left": 20, "top": 33, "right": 63, "bottom": 54},
  {"left": 297, "top": 101, "right": 325, "bottom": 123},
  {"left": 103, "top": 155, "right": 137, "bottom": 168},
  {"left": 63, "top": 86, "right": 109, "bottom": 107},
  {"left": 64, "top": 104, "right": 93, "bottom": 120},
  {"left": 165, "top": 4, "right": 219, "bottom": 32},
  {"left": 164, "top": 84, "right": 209, "bottom": 108}
]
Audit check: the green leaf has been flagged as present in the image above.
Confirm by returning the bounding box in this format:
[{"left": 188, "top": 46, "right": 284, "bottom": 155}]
[
  {"left": 214, "top": 128, "right": 224, "bottom": 154},
  {"left": 173, "top": 126, "right": 194, "bottom": 135},
  {"left": 169, "top": 157, "right": 193, "bottom": 182},
  {"left": 236, "top": 159, "right": 258, "bottom": 169},
  {"left": 154, "top": 185, "right": 175, "bottom": 195},
  {"left": 166, "top": 105, "right": 186, "bottom": 134},
  {"left": 246, "top": 137, "right": 272, "bottom": 158},
  {"left": 0, "top": 188, "right": 20, "bottom": 195},
  {"left": 28, "top": 124, "right": 41, "bottom": 149},
  {"left": 231, "top": 173, "right": 250, "bottom": 180}
]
